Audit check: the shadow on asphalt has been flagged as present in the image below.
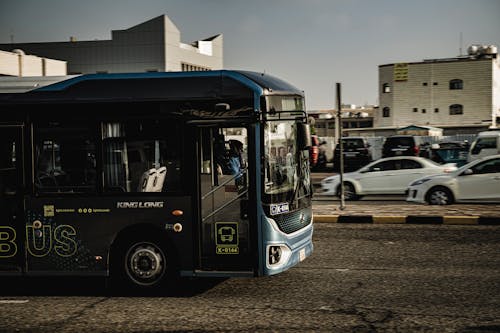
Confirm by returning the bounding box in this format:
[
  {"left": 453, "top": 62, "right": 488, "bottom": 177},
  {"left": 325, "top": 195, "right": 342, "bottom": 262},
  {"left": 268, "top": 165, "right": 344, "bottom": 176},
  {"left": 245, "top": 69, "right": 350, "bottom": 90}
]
[{"left": 0, "top": 276, "right": 227, "bottom": 297}]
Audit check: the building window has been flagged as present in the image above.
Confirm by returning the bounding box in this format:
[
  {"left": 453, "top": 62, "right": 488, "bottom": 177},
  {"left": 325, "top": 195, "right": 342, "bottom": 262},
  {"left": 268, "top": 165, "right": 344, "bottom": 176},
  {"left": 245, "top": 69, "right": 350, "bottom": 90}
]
[
  {"left": 449, "top": 79, "right": 463, "bottom": 90},
  {"left": 449, "top": 104, "right": 463, "bottom": 115},
  {"left": 382, "top": 83, "right": 391, "bottom": 93},
  {"left": 181, "top": 62, "right": 210, "bottom": 72},
  {"left": 434, "top": 108, "right": 439, "bottom": 113},
  {"left": 422, "top": 109, "right": 426, "bottom": 113},
  {"left": 413, "top": 108, "right": 418, "bottom": 113},
  {"left": 422, "top": 82, "right": 428, "bottom": 86},
  {"left": 382, "top": 107, "right": 390, "bottom": 117},
  {"left": 433, "top": 82, "right": 438, "bottom": 86}
]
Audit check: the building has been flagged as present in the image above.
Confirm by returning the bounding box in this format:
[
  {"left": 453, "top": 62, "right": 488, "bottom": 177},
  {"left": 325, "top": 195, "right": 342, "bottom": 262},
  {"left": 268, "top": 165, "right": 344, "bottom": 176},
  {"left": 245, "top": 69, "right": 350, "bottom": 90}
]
[
  {"left": 378, "top": 45, "right": 500, "bottom": 135},
  {"left": 0, "top": 15, "right": 223, "bottom": 75},
  {"left": 309, "top": 106, "right": 375, "bottom": 137},
  {"left": 0, "top": 49, "right": 66, "bottom": 77}
]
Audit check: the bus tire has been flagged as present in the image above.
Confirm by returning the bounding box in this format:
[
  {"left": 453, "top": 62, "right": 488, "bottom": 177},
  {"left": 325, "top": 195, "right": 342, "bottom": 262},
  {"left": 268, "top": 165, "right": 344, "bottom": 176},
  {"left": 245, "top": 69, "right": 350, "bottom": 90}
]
[{"left": 110, "top": 232, "right": 177, "bottom": 294}]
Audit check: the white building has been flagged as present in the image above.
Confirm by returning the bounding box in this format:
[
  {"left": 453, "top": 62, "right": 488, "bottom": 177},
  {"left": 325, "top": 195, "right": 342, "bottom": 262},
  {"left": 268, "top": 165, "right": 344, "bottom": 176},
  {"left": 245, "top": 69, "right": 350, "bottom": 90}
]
[
  {"left": 0, "top": 15, "right": 223, "bottom": 75},
  {"left": 0, "top": 49, "right": 67, "bottom": 77},
  {"left": 378, "top": 45, "right": 500, "bottom": 134}
]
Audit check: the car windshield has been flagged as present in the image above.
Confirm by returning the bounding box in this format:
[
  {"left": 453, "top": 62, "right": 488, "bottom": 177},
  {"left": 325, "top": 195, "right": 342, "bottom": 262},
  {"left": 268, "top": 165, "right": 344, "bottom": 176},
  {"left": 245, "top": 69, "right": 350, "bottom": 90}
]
[
  {"left": 387, "top": 137, "right": 413, "bottom": 146},
  {"left": 343, "top": 139, "right": 364, "bottom": 148}
]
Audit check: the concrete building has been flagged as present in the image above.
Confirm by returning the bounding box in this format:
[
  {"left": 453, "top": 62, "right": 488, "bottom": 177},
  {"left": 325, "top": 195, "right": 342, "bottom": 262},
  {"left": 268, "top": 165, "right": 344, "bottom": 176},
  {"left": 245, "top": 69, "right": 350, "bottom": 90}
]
[
  {"left": 0, "top": 49, "right": 67, "bottom": 77},
  {"left": 0, "top": 15, "right": 223, "bottom": 75},
  {"left": 378, "top": 45, "right": 500, "bottom": 135},
  {"left": 309, "top": 106, "right": 375, "bottom": 137}
]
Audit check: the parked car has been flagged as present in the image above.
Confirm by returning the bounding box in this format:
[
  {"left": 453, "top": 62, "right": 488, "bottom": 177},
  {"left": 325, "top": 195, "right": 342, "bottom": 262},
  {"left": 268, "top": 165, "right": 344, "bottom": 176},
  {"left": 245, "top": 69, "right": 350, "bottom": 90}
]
[
  {"left": 313, "top": 139, "right": 328, "bottom": 171},
  {"left": 332, "top": 137, "right": 372, "bottom": 172},
  {"left": 382, "top": 135, "right": 424, "bottom": 158},
  {"left": 426, "top": 141, "right": 470, "bottom": 167},
  {"left": 320, "top": 156, "right": 456, "bottom": 200},
  {"left": 468, "top": 130, "right": 500, "bottom": 162},
  {"left": 309, "top": 135, "right": 320, "bottom": 168},
  {"left": 407, "top": 154, "right": 500, "bottom": 205}
]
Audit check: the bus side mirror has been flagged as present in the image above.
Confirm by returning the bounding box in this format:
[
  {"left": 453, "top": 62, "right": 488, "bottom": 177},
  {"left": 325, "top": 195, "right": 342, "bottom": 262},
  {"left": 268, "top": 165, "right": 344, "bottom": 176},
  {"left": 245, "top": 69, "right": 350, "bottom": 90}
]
[{"left": 297, "top": 123, "right": 311, "bottom": 150}]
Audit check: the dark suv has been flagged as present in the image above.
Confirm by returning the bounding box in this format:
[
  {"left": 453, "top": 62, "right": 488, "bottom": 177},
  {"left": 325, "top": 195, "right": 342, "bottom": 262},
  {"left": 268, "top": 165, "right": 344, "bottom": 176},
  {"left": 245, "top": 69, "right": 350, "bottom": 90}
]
[
  {"left": 382, "top": 135, "right": 423, "bottom": 158},
  {"left": 333, "top": 137, "right": 372, "bottom": 171}
]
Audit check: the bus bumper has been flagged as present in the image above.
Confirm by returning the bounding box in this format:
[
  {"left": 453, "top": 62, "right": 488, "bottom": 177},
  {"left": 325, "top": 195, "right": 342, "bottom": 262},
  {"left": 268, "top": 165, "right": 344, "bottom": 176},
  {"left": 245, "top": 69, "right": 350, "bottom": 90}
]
[{"left": 262, "top": 215, "right": 314, "bottom": 276}]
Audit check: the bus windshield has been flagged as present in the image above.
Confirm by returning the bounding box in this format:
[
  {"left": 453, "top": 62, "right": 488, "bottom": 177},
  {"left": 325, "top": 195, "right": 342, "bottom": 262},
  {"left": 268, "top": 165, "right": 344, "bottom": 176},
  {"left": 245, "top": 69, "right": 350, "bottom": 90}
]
[
  {"left": 264, "top": 121, "right": 298, "bottom": 195},
  {"left": 264, "top": 120, "right": 311, "bottom": 204}
]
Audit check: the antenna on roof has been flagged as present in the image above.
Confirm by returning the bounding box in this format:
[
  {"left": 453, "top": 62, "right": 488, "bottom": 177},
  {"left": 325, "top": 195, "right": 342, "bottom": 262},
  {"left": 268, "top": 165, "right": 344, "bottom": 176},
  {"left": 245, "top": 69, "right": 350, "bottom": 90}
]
[{"left": 459, "top": 32, "right": 463, "bottom": 56}]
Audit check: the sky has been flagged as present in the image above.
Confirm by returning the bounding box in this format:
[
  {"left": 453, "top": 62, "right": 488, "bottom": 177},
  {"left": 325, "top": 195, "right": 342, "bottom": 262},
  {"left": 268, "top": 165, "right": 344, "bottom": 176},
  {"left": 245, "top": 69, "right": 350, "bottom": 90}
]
[{"left": 1, "top": 0, "right": 499, "bottom": 110}]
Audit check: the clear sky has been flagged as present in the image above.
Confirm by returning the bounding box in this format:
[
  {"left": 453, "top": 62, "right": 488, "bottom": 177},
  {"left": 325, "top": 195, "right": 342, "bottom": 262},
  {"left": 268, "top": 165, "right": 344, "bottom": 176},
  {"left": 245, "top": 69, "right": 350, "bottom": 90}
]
[{"left": 1, "top": 0, "right": 499, "bottom": 110}]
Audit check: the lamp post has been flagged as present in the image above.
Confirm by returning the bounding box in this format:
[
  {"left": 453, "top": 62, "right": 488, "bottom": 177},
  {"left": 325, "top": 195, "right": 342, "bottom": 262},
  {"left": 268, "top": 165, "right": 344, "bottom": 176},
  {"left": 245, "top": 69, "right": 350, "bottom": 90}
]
[{"left": 336, "top": 83, "right": 345, "bottom": 210}]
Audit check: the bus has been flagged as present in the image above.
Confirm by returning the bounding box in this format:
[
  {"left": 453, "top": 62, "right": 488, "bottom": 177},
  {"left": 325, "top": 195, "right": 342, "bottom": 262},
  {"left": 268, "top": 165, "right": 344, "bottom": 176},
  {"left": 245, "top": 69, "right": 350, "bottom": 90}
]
[{"left": 0, "top": 70, "right": 313, "bottom": 292}]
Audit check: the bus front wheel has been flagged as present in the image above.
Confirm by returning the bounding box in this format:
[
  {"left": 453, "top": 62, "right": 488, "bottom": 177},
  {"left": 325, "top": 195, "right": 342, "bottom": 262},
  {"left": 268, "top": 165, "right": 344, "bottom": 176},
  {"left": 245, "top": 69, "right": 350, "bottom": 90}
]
[
  {"left": 125, "top": 241, "right": 166, "bottom": 287},
  {"left": 111, "top": 233, "right": 176, "bottom": 294}
]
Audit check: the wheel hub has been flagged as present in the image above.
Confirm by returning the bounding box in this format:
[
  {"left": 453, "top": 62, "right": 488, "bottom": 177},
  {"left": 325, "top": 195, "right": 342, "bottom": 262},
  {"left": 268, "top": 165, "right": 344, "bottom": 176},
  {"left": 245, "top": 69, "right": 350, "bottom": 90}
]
[{"left": 126, "top": 243, "right": 165, "bottom": 285}]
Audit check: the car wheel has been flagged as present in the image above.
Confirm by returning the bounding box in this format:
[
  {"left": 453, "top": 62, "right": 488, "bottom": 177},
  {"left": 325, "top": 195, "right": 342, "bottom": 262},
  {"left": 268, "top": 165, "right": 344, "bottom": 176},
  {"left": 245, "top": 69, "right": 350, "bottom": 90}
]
[
  {"left": 427, "top": 187, "right": 454, "bottom": 205},
  {"left": 338, "top": 182, "right": 359, "bottom": 201}
]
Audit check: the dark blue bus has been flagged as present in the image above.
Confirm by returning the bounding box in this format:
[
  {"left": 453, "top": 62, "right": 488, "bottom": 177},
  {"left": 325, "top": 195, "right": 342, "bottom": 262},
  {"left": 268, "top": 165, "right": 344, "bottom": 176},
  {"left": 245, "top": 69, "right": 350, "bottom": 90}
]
[{"left": 0, "top": 70, "right": 313, "bottom": 292}]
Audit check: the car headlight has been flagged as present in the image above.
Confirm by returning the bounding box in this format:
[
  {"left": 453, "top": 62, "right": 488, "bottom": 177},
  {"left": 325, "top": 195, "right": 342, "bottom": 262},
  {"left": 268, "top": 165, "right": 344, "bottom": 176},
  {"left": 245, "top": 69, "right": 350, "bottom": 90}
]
[
  {"left": 410, "top": 178, "right": 431, "bottom": 186},
  {"left": 323, "top": 178, "right": 338, "bottom": 184}
]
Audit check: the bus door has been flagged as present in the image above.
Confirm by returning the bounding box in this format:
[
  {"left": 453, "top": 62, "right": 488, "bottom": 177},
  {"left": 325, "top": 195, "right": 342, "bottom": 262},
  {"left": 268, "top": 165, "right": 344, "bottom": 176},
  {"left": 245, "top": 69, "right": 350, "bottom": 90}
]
[
  {"left": 0, "top": 125, "right": 24, "bottom": 273},
  {"left": 197, "top": 126, "right": 254, "bottom": 273}
]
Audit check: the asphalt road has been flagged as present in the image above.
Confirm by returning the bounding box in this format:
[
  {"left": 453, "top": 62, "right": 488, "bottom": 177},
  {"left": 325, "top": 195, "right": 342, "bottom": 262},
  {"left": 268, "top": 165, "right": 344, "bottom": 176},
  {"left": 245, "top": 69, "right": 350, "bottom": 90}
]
[{"left": 1, "top": 223, "right": 500, "bottom": 332}]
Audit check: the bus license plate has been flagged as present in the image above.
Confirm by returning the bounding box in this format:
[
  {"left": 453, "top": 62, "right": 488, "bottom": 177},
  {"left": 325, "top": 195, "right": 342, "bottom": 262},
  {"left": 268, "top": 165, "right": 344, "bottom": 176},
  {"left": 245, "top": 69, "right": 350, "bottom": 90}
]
[{"left": 299, "top": 248, "right": 306, "bottom": 262}]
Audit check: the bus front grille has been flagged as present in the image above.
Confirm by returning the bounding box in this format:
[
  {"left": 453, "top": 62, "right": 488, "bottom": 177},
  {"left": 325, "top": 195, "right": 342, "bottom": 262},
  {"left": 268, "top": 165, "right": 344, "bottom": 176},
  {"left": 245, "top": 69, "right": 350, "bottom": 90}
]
[{"left": 272, "top": 207, "right": 312, "bottom": 234}]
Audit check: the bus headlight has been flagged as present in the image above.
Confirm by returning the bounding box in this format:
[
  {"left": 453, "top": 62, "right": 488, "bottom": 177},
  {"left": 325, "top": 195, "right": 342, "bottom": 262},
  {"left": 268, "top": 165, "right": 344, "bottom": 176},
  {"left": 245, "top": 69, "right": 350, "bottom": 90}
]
[{"left": 267, "top": 245, "right": 291, "bottom": 268}]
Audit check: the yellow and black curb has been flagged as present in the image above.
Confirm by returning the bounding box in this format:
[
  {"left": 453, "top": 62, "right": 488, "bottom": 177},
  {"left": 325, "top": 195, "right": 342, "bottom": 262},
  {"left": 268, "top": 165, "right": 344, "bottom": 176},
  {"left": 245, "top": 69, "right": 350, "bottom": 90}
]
[{"left": 313, "top": 215, "right": 500, "bottom": 225}]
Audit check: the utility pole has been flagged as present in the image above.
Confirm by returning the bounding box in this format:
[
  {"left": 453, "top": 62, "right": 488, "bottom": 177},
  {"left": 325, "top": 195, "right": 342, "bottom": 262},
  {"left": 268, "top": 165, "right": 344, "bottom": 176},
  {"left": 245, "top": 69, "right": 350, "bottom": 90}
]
[{"left": 336, "top": 83, "right": 345, "bottom": 210}]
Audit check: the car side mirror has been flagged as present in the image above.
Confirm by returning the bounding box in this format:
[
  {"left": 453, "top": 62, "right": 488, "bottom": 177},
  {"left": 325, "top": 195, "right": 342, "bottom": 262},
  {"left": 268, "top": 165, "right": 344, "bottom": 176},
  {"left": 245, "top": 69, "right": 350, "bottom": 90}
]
[
  {"left": 461, "top": 169, "right": 473, "bottom": 176},
  {"left": 471, "top": 146, "right": 481, "bottom": 155}
]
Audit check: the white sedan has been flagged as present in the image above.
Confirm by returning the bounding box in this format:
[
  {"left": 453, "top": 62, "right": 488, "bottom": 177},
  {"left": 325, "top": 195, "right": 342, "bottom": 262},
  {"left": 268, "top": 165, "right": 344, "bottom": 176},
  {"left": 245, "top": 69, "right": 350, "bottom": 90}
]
[
  {"left": 320, "top": 156, "right": 456, "bottom": 200},
  {"left": 407, "top": 154, "right": 500, "bottom": 205}
]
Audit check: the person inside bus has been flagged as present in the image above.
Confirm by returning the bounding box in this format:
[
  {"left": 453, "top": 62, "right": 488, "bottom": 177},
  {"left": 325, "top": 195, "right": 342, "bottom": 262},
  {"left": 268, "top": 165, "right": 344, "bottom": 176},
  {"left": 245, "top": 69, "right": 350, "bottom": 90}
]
[
  {"left": 228, "top": 140, "right": 244, "bottom": 174},
  {"left": 214, "top": 134, "right": 228, "bottom": 176},
  {"left": 228, "top": 140, "right": 245, "bottom": 187}
]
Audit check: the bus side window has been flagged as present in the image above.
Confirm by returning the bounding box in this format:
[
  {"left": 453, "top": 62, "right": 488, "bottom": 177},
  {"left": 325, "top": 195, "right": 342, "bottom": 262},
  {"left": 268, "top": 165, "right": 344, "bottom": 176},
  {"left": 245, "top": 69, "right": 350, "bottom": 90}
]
[
  {"left": 102, "top": 121, "right": 182, "bottom": 193},
  {"left": 34, "top": 122, "right": 96, "bottom": 193}
]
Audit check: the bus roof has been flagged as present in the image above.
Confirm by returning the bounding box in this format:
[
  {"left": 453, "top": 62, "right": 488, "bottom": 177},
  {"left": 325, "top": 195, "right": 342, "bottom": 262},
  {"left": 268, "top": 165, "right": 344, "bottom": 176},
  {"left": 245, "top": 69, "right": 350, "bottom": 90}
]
[{"left": 0, "top": 70, "right": 303, "bottom": 104}]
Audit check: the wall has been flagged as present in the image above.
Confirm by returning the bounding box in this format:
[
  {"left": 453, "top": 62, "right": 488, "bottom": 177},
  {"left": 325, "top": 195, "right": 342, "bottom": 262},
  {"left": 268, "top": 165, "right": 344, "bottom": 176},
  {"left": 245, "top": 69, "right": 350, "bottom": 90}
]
[{"left": 378, "top": 58, "right": 495, "bottom": 130}]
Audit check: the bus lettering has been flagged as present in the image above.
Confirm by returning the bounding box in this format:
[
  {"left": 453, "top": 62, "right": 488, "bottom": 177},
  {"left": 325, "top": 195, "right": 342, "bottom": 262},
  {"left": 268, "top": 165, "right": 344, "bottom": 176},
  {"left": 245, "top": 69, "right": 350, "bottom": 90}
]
[
  {"left": 116, "top": 201, "right": 164, "bottom": 209},
  {"left": 0, "top": 227, "right": 17, "bottom": 258},
  {"left": 26, "top": 225, "right": 77, "bottom": 257},
  {"left": 54, "top": 225, "right": 77, "bottom": 257}
]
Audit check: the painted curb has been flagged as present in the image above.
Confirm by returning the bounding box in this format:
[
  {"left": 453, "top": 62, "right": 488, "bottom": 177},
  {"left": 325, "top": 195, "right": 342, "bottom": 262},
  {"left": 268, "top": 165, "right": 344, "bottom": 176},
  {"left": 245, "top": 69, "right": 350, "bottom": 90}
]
[{"left": 313, "top": 215, "right": 500, "bottom": 225}]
